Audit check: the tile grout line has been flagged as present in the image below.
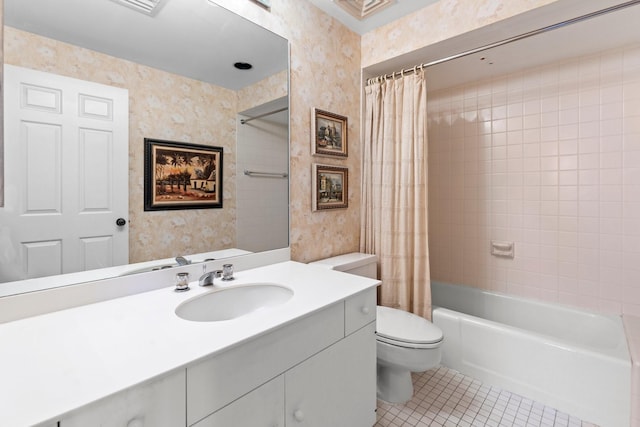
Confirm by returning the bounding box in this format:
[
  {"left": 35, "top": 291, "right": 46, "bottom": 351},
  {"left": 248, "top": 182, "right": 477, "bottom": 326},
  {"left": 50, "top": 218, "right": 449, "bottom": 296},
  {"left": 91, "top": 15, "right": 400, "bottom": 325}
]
[{"left": 374, "top": 367, "right": 598, "bottom": 427}]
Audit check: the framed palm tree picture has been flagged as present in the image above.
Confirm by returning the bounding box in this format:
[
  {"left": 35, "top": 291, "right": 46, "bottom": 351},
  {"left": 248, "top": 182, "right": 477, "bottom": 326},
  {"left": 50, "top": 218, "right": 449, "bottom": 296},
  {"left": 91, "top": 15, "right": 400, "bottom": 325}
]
[{"left": 144, "top": 138, "right": 223, "bottom": 211}]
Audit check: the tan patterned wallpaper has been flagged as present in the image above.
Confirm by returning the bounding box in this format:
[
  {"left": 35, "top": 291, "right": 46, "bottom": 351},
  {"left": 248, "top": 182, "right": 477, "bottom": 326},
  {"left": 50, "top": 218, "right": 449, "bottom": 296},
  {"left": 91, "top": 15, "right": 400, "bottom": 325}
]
[
  {"left": 361, "top": 0, "right": 559, "bottom": 69},
  {"left": 238, "top": 70, "right": 288, "bottom": 112},
  {"left": 4, "top": 27, "right": 238, "bottom": 263},
  {"left": 213, "top": 0, "right": 363, "bottom": 263}
]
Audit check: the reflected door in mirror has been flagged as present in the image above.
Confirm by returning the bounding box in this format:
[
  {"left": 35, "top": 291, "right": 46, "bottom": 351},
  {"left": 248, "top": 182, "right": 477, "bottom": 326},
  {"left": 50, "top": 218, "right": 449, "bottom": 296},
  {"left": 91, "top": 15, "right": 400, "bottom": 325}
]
[{"left": 0, "top": 65, "right": 129, "bottom": 282}]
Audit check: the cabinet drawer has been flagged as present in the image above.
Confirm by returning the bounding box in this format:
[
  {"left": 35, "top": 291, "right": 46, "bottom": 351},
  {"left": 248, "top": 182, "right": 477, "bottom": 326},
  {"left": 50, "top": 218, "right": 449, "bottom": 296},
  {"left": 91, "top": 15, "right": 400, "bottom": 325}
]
[
  {"left": 193, "top": 376, "right": 284, "bottom": 427},
  {"left": 344, "top": 288, "right": 376, "bottom": 336},
  {"left": 59, "top": 369, "right": 186, "bottom": 427},
  {"left": 186, "top": 302, "right": 344, "bottom": 425}
]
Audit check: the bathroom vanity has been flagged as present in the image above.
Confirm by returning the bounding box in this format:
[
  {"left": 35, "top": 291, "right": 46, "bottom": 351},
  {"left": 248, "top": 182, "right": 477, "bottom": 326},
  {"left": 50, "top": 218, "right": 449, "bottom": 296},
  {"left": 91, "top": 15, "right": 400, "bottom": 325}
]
[{"left": 0, "top": 261, "right": 379, "bottom": 427}]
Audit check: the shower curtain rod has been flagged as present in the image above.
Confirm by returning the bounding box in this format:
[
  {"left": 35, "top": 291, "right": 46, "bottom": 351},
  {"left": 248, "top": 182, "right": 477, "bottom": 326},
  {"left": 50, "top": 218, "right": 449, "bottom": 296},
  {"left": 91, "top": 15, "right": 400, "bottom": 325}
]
[
  {"left": 240, "top": 107, "right": 288, "bottom": 124},
  {"left": 366, "top": 0, "right": 640, "bottom": 85}
]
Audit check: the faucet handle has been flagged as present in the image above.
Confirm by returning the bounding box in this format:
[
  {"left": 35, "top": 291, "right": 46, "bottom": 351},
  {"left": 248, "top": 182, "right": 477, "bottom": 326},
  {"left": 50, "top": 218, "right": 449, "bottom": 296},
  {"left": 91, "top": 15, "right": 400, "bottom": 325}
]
[
  {"left": 222, "top": 263, "right": 234, "bottom": 281},
  {"left": 199, "top": 270, "right": 222, "bottom": 287},
  {"left": 175, "top": 256, "right": 191, "bottom": 266},
  {"left": 175, "top": 272, "right": 190, "bottom": 292}
]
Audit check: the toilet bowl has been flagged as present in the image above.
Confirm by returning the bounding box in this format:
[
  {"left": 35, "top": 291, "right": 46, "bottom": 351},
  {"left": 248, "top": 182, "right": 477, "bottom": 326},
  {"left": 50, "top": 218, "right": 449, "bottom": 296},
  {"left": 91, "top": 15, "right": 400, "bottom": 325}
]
[
  {"left": 376, "top": 305, "right": 443, "bottom": 402},
  {"left": 310, "top": 252, "right": 444, "bottom": 404}
]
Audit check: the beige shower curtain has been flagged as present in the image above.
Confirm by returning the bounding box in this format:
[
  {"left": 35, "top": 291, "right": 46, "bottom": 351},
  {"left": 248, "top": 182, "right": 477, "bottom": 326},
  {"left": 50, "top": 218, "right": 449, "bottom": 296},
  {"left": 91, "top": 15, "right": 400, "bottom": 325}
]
[{"left": 360, "top": 70, "right": 431, "bottom": 320}]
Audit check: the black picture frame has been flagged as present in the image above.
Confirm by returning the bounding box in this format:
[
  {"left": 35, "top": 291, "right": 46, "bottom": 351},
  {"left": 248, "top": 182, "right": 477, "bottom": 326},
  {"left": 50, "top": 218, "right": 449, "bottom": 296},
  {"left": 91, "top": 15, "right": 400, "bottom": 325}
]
[{"left": 144, "top": 138, "right": 223, "bottom": 211}]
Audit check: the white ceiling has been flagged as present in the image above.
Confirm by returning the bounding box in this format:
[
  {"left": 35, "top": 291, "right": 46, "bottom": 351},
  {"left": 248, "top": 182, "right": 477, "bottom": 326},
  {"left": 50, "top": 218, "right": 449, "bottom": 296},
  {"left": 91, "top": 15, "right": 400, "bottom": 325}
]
[
  {"left": 4, "top": 0, "right": 289, "bottom": 91},
  {"left": 5, "top": 0, "right": 640, "bottom": 93},
  {"left": 306, "top": 0, "right": 439, "bottom": 35}
]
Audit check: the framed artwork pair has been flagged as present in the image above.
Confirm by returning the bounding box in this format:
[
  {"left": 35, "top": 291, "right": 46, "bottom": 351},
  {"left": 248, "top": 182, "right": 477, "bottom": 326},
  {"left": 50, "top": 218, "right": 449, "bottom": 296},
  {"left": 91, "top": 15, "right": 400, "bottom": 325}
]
[{"left": 311, "top": 108, "right": 348, "bottom": 211}]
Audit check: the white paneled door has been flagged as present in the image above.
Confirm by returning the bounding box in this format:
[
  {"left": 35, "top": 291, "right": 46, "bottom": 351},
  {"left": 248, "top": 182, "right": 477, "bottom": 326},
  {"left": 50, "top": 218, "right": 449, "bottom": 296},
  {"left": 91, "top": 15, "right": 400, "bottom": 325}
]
[{"left": 0, "top": 65, "right": 129, "bottom": 282}]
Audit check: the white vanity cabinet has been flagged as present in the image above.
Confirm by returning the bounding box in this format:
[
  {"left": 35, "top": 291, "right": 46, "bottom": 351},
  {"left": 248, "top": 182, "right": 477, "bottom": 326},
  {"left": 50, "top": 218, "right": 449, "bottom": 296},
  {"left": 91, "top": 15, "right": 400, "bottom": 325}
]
[
  {"left": 189, "top": 288, "right": 377, "bottom": 427},
  {"left": 192, "top": 376, "right": 285, "bottom": 427},
  {"left": 58, "top": 369, "right": 186, "bottom": 427},
  {"left": 0, "top": 261, "right": 380, "bottom": 427},
  {"left": 285, "top": 322, "right": 376, "bottom": 426}
]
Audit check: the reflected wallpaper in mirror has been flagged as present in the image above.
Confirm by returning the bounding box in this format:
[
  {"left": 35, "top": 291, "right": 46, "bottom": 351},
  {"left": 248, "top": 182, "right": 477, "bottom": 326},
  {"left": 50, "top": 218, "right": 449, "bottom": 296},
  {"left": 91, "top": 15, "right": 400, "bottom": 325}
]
[{"left": 0, "top": 0, "right": 289, "bottom": 293}]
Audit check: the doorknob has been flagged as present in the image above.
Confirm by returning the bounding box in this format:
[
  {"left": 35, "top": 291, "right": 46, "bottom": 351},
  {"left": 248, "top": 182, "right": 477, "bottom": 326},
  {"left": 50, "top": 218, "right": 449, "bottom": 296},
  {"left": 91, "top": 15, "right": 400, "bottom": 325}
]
[
  {"left": 116, "top": 218, "right": 127, "bottom": 227},
  {"left": 293, "top": 409, "right": 304, "bottom": 422}
]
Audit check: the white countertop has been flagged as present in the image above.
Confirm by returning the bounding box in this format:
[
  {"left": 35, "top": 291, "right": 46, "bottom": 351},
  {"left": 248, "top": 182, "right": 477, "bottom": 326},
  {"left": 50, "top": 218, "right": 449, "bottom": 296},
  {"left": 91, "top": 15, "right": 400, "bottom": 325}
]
[
  {"left": 0, "top": 261, "right": 379, "bottom": 426},
  {"left": 0, "top": 248, "right": 253, "bottom": 298}
]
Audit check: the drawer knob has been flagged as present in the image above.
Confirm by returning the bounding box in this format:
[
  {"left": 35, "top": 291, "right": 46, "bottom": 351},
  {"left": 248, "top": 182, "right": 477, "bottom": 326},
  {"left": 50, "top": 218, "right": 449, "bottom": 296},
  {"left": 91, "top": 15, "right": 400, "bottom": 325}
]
[
  {"left": 127, "top": 418, "right": 144, "bottom": 427},
  {"left": 361, "top": 306, "right": 370, "bottom": 315},
  {"left": 293, "top": 409, "right": 305, "bottom": 422}
]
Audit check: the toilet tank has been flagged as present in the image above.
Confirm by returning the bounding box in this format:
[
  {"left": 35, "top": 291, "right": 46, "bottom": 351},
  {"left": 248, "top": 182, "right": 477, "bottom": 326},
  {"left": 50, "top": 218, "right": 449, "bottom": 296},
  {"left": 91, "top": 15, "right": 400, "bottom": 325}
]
[{"left": 310, "top": 252, "right": 377, "bottom": 279}]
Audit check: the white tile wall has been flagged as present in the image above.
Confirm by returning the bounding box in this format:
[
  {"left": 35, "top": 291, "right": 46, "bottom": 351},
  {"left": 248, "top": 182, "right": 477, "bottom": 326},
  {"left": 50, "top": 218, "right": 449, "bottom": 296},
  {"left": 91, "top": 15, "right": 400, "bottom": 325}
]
[
  {"left": 236, "top": 114, "right": 289, "bottom": 253},
  {"left": 428, "top": 44, "right": 640, "bottom": 316}
]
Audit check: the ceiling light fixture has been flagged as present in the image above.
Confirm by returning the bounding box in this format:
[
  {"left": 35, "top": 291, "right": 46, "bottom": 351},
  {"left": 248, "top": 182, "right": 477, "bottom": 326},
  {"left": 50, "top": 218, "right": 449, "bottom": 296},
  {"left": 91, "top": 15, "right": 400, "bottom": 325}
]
[
  {"left": 110, "top": 0, "right": 163, "bottom": 16},
  {"left": 334, "top": 0, "right": 396, "bottom": 20},
  {"left": 234, "top": 62, "right": 253, "bottom": 70}
]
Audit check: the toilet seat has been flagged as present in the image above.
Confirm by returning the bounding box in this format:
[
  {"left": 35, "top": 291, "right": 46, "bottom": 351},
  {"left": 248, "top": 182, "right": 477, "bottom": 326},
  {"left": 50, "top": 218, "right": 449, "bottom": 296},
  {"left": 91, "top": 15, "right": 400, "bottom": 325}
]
[
  {"left": 376, "top": 306, "right": 443, "bottom": 349},
  {"left": 376, "top": 334, "right": 441, "bottom": 349}
]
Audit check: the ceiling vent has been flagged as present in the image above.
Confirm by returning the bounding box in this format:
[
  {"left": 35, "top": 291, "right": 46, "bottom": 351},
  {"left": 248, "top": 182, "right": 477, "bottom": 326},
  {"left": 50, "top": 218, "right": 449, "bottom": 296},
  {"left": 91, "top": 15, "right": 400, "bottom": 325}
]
[
  {"left": 334, "top": 0, "right": 396, "bottom": 20},
  {"left": 110, "top": 0, "right": 163, "bottom": 16}
]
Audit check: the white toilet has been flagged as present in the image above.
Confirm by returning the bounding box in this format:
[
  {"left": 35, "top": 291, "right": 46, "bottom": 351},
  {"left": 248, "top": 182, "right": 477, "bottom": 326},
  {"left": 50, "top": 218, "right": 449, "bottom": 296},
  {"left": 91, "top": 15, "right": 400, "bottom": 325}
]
[{"left": 311, "top": 252, "right": 443, "bottom": 403}]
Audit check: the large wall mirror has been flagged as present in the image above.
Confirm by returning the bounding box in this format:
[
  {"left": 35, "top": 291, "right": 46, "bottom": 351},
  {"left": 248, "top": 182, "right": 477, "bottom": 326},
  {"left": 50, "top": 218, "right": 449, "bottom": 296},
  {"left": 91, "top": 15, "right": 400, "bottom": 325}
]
[{"left": 0, "top": 0, "right": 289, "bottom": 296}]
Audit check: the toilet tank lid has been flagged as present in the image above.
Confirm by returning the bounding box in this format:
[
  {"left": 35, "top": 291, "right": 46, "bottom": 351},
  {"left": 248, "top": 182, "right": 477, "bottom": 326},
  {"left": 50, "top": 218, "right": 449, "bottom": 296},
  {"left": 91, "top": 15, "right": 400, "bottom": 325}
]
[{"left": 309, "top": 252, "right": 377, "bottom": 272}]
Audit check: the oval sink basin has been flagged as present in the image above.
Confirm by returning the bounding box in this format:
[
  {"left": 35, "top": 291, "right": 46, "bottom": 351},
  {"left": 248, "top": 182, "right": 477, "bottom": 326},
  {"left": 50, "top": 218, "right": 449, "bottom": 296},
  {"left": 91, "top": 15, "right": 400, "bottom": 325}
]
[{"left": 175, "top": 283, "right": 293, "bottom": 322}]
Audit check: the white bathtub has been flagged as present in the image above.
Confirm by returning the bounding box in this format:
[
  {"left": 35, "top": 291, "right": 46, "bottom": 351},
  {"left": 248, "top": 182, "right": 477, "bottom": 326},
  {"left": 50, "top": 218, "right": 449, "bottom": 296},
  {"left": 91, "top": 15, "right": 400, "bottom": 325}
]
[{"left": 431, "top": 281, "right": 631, "bottom": 427}]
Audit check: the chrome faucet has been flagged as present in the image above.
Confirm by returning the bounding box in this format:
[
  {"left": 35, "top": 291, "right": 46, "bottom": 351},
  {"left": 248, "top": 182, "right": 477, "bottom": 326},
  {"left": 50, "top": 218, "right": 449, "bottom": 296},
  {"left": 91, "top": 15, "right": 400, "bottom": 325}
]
[
  {"left": 199, "top": 269, "right": 222, "bottom": 287},
  {"left": 175, "top": 256, "right": 191, "bottom": 266}
]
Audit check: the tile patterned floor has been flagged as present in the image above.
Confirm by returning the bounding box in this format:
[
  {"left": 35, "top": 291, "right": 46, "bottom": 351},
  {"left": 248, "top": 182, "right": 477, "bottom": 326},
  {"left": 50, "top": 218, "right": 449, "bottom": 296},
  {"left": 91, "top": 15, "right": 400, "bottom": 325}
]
[{"left": 375, "top": 367, "right": 598, "bottom": 427}]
